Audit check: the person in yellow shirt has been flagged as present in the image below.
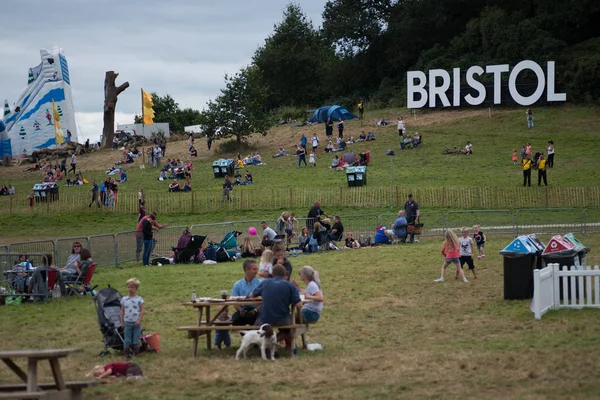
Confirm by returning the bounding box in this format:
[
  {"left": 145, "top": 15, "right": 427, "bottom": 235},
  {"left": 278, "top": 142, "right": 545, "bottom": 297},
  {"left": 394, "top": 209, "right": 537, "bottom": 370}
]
[
  {"left": 537, "top": 154, "right": 547, "bottom": 186},
  {"left": 521, "top": 155, "right": 532, "bottom": 186}
]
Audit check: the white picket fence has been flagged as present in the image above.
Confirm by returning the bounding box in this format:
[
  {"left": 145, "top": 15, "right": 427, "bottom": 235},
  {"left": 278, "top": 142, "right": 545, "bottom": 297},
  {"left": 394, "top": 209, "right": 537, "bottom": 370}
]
[{"left": 532, "top": 263, "right": 600, "bottom": 319}]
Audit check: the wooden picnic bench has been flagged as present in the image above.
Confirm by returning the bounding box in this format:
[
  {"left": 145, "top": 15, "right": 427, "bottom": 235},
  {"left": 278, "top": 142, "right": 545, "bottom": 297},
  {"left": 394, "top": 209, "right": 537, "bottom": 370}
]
[
  {"left": 0, "top": 349, "right": 99, "bottom": 400},
  {"left": 178, "top": 299, "right": 311, "bottom": 358}
]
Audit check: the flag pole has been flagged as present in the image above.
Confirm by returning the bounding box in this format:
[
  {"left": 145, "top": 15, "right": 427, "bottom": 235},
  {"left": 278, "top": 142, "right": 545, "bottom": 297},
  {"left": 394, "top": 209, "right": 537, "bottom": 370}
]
[{"left": 141, "top": 88, "right": 145, "bottom": 165}]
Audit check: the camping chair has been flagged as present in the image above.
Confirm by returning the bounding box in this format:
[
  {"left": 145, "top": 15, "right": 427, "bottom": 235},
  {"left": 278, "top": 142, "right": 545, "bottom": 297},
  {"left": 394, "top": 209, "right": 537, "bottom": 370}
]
[
  {"left": 173, "top": 235, "right": 206, "bottom": 263},
  {"left": 407, "top": 223, "right": 424, "bottom": 243},
  {"left": 63, "top": 263, "right": 97, "bottom": 298}
]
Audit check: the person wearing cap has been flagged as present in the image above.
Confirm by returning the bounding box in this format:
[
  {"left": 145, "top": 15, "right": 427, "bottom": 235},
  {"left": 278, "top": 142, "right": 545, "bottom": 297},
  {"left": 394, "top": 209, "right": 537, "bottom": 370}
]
[{"left": 404, "top": 194, "right": 420, "bottom": 243}]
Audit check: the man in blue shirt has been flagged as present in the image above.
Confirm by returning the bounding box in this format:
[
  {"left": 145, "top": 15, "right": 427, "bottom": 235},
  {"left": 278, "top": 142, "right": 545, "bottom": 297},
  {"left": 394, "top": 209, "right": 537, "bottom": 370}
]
[
  {"left": 251, "top": 264, "right": 302, "bottom": 350},
  {"left": 251, "top": 265, "right": 301, "bottom": 326},
  {"left": 385, "top": 210, "right": 408, "bottom": 243},
  {"left": 231, "top": 260, "right": 262, "bottom": 327}
]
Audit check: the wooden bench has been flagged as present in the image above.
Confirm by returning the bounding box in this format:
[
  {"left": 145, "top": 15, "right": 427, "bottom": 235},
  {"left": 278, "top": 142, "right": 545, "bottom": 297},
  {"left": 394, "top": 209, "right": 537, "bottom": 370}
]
[{"left": 0, "top": 381, "right": 99, "bottom": 400}]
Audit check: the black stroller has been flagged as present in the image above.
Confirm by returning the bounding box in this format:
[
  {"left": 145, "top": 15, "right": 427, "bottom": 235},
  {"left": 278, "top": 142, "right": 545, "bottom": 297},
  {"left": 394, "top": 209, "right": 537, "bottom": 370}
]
[
  {"left": 173, "top": 235, "right": 206, "bottom": 263},
  {"left": 94, "top": 286, "right": 152, "bottom": 357}
]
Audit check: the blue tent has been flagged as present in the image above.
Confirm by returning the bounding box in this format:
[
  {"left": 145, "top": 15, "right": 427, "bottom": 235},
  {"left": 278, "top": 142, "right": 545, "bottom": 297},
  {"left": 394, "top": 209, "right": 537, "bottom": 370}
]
[{"left": 309, "top": 105, "right": 357, "bottom": 123}]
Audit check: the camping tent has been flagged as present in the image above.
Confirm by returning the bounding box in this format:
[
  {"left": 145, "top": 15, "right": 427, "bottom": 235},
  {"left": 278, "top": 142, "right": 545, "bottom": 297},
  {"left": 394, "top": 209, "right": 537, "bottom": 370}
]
[{"left": 309, "top": 105, "right": 357, "bottom": 123}]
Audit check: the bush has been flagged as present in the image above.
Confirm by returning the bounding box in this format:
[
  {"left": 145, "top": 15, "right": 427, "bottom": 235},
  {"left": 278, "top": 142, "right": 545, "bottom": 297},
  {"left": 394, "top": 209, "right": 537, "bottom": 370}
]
[
  {"left": 273, "top": 106, "right": 309, "bottom": 122},
  {"left": 215, "top": 139, "right": 254, "bottom": 156}
]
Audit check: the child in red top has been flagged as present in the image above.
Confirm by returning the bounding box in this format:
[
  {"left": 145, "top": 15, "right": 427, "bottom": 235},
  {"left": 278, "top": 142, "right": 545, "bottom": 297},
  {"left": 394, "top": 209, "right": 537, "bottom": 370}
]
[
  {"left": 92, "top": 362, "right": 146, "bottom": 380},
  {"left": 512, "top": 149, "right": 518, "bottom": 165},
  {"left": 434, "top": 230, "right": 468, "bottom": 283}
]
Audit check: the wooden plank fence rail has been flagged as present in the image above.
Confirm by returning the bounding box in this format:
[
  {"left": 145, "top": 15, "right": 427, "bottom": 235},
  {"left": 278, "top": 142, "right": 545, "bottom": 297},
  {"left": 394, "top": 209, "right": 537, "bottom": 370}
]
[{"left": 1, "top": 186, "right": 600, "bottom": 214}]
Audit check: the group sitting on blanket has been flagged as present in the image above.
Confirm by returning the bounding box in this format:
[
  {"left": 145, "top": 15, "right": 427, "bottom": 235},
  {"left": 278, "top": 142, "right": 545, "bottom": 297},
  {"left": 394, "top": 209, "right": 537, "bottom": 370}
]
[
  {"left": 443, "top": 141, "right": 473, "bottom": 155},
  {"left": 400, "top": 133, "right": 422, "bottom": 149},
  {"left": 0, "top": 184, "right": 15, "bottom": 195}
]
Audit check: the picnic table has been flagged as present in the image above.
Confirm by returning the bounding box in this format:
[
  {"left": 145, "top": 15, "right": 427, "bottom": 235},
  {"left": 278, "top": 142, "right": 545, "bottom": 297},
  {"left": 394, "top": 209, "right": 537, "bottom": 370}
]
[
  {"left": 178, "top": 298, "right": 311, "bottom": 358},
  {"left": 0, "top": 348, "right": 99, "bottom": 399}
]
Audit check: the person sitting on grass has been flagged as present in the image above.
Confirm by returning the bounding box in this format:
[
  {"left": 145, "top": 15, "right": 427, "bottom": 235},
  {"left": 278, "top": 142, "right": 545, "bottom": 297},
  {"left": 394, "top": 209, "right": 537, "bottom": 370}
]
[
  {"left": 183, "top": 179, "right": 192, "bottom": 192},
  {"left": 189, "top": 147, "right": 198, "bottom": 157},
  {"left": 330, "top": 155, "right": 340, "bottom": 169},
  {"left": 240, "top": 237, "right": 256, "bottom": 258},
  {"left": 413, "top": 133, "right": 421, "bottom": 148},
  {"left": 366, "top": 131, "right": 376, "bottom": 141},
  {"left": 168, "top": 180, "right": 180, "bottom": 192},
  {"left": 344, "top": 232, "right": 360, "bottom": 249},
  {"left": 243, "top": 170, "right": 253, "bottom": 185},
  {"left": 356, "top": 132, "right": 366, "bottom": 142},
  {"left": 384, "top": 210, "right": 408, "bottom": 243},
  {"left": 273, "top": 146, "right": 287, "bottom": 157},
  {"left": 346, "top": 135, "right": 355, "bottom": 144}
]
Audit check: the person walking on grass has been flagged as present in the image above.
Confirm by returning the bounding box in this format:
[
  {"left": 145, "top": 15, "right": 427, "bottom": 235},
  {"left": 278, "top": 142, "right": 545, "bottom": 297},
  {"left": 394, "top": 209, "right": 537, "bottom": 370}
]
[
  {"left": 455, "top": 227, "right": 478, "bottom": 281},
  {"left": 120, "top": 278, "right": 144, "bottom": 361},
  {"left": 473, "top": 225, "right": 486, "bottom": 259},
  {"left": 296, "top": 145, "right": 307, "bottom": 167},
  {"left": 88, "top": 179, "right": 100, "bottom": 208},
  {"left": 521, "top": 155, "right": 532, "bottom": 187},
  {"left": 526, "top": 108, "right": 534, "bottom": 129},
  {"left": 68, "top": 153, "right": 77, "bottom": 175},
  {"left": 434, "top": 230, "right": 468, "bottom": 283}
]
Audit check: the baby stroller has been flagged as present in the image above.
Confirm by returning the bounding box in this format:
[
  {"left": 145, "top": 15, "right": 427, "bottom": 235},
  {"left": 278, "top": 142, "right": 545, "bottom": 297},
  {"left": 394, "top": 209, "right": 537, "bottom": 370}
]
[
  {"left": 173, "top": 235, "right": 206, "bottom": 263},
  {"left": 209, "top": 231, "right": 242, "bottom": 262},
  {"left": 94, "top": 286, "right": 154, "bottom": 357}
]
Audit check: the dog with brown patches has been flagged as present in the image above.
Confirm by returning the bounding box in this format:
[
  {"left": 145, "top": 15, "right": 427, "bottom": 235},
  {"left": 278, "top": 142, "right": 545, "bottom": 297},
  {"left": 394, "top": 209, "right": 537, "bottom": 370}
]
[{"left": 235, "top": 323, "right": 277, "bottom": 360}]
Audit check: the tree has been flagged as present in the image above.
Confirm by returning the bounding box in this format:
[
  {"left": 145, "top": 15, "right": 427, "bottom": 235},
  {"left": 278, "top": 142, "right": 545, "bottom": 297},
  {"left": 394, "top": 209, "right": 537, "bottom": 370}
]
[
  {"left": 253, "top": 3, "right": 336, "bottom": 109},
  {"left": 102, "top": 71, "right": 129, "bottom": 148},
  {"left": 199, "top": 66, "right": 273, "bottom": 145},
  {"left": 322, "top": 0, "right": 395, "bottom": 56}
]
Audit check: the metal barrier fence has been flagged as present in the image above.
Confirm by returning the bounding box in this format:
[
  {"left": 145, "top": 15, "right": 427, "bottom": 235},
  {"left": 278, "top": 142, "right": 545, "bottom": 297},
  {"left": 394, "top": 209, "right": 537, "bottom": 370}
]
[
  {"left": 378, "top": 211, "right": 447, "bottom": 237},
  {"left": 89, "top": 234, "right": 116, "bottom": 267},
  {"left": 153, "top": 226, "right": 189, "bottom": 257},
  {"left": 446, "top": 210, "right": 516, "bottom": 236},
  {"left": 115, "top": 231, "right": 139, "bottom": 267},
  {"left": 584, "top": 207, "right": 600, "bottom": 234},
  {"left": 190, "top": 222, "right": 237, "bottom": 245},
  {"left": 515, "top": 208, "right": 584, "bottom": 235},
  {"left": 55, "top": 237, "right": 90, "bottom": 270},
  {"left": 2, "top": 208, "right": 600, "bottom": 269},
  {"left": 8, "top": 241, "right": 55, "bottom": 261}
]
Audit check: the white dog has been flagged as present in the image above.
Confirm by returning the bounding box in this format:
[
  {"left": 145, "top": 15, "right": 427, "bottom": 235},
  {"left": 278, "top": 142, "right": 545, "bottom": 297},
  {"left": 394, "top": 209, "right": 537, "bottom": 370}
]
[{"left": 235, "top": 323, "right": 277, "bottom": 360}]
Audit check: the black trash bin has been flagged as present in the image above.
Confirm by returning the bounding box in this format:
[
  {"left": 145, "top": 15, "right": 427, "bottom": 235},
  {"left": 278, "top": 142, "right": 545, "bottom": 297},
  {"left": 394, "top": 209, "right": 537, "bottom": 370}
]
[
  {"left": 499, "top": 236, "right": 545, "bottom": 300},
  {"left": 212, "top": 159, "right": 234, "bottom": 178},
  {"left": 542, "top": 235, "right": 581, "bottom": 300},
  {"left": 346, "top": 166, "right": 366, "bottom": 187},
  {"left": 33, "top": 182, "right": 59, "bottom": 203}
]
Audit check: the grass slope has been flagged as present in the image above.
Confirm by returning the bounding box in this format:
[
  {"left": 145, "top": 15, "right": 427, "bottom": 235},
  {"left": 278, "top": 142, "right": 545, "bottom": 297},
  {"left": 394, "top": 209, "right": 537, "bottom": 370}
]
[{"left": 1, "top": 234, "right": 600, "bottom": 399}]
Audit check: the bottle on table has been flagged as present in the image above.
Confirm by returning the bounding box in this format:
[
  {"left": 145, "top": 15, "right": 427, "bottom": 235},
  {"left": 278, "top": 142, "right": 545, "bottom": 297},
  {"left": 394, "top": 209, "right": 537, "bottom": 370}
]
[{"left": 191, "top": 290, "right": 197, "bottom": 303}]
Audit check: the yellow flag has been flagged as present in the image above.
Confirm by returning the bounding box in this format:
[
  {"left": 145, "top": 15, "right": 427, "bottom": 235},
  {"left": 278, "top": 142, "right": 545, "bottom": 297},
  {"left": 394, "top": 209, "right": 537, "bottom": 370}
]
[
  {"left": 142, "top": 89, "right": 154, "bottom": 125},
  {"left": 52, "top": 99, "right": 65, "bottom": 145}
]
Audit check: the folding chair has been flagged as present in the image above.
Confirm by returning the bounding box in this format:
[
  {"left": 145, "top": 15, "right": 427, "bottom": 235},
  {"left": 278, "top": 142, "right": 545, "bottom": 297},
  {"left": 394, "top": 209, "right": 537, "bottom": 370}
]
[{"left": 64, "top": 263, "right": 97, "bottom": 298}]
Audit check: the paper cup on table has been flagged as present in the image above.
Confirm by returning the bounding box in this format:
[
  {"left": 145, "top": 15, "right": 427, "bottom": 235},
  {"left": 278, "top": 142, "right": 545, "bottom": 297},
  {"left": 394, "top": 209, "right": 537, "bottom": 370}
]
[{"left": 300, "top": 294, "right": 305, "bottom": 302}]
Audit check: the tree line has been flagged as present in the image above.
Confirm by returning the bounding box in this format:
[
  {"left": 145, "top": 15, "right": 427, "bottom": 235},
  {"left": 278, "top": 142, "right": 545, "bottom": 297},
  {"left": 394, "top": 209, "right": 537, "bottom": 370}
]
[{"left": 141, "top": 1, "right": 600, "bottom": 143}]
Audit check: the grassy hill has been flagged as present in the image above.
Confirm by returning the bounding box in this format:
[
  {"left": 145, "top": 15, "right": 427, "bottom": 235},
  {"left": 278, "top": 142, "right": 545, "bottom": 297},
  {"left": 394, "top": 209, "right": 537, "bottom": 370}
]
[{"left": 0, "top": 105, "right": 598, "bottom": 240}]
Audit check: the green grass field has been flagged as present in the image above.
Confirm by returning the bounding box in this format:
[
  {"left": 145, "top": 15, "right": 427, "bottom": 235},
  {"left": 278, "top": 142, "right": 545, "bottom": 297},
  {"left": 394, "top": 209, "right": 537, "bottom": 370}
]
[
  {"left": 1, "top": 106, "right": 600, "bottom": 399},
  {"left": 1, "top": 234, "right": 600, "bottom": 399}
]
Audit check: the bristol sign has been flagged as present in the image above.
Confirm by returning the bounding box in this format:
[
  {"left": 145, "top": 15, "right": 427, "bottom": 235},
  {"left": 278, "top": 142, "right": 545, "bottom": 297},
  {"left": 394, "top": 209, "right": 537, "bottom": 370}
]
[{"left": 407, "top": 60, "right": 566, "bottom": 108}]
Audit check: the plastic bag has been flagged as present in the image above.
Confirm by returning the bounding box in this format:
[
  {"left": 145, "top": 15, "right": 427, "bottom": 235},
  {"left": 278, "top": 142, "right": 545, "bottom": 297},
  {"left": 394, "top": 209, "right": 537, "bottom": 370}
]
[{"left": 6, "top": 295, "right": 23, "bottom": 306}]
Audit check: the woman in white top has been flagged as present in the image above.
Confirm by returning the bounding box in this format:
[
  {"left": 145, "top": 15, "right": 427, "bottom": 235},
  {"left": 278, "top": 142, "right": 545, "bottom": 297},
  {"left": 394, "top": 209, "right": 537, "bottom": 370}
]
[
  {"left": 547, "top": 140, "right": 554, "bottom": 168},
  {"left": 298, "top": 266, "right": 324, "bottom": 323}
]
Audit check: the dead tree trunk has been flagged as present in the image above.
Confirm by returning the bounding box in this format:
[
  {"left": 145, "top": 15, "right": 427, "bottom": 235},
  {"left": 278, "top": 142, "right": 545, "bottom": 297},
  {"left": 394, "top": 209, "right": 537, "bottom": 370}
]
[{"left": 102, "top": 71, "right": 129, "bottom": 148}]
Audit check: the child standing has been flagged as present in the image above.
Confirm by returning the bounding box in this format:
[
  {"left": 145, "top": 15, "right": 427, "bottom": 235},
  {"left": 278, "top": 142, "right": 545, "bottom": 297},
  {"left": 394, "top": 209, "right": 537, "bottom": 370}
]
[
  {"left": 473, "top": 225, "right": 486, "bottom": 259},
  {"left": 309, "top": 151, "right": 316, "bottom": 167},
  {"left": 214, "top": 307, "right": 232, "bottom": 350},
  {"left": 512, "top": 149, "right": 518, "bottom": 165},
  {"left": 520, "top": 145, "right": 526, "bottom": 159},
  {"left": 434, "top": 230, "right": 468, "bottom": 283},
  {"left": 455, "top": 228, "right": 478, "bottom": 280},
  {"left": 258, "top": 250, "right": 273, "bottom": 278},
  {"left": 120, "top": 278, "right": 145, "bottom": 360}
]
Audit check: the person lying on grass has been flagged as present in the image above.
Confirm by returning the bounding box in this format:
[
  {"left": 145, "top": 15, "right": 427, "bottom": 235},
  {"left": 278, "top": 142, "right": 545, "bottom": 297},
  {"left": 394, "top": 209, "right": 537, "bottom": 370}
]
[{"left": 91, "top": 362, "right": 146, "bottom": 380}]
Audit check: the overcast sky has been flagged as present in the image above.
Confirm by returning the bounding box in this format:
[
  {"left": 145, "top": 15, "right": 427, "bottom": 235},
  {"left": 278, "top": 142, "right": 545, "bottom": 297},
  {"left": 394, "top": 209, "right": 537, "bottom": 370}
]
[{"left": 1, "top": 0, "right": 326, "bottom": 141}]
